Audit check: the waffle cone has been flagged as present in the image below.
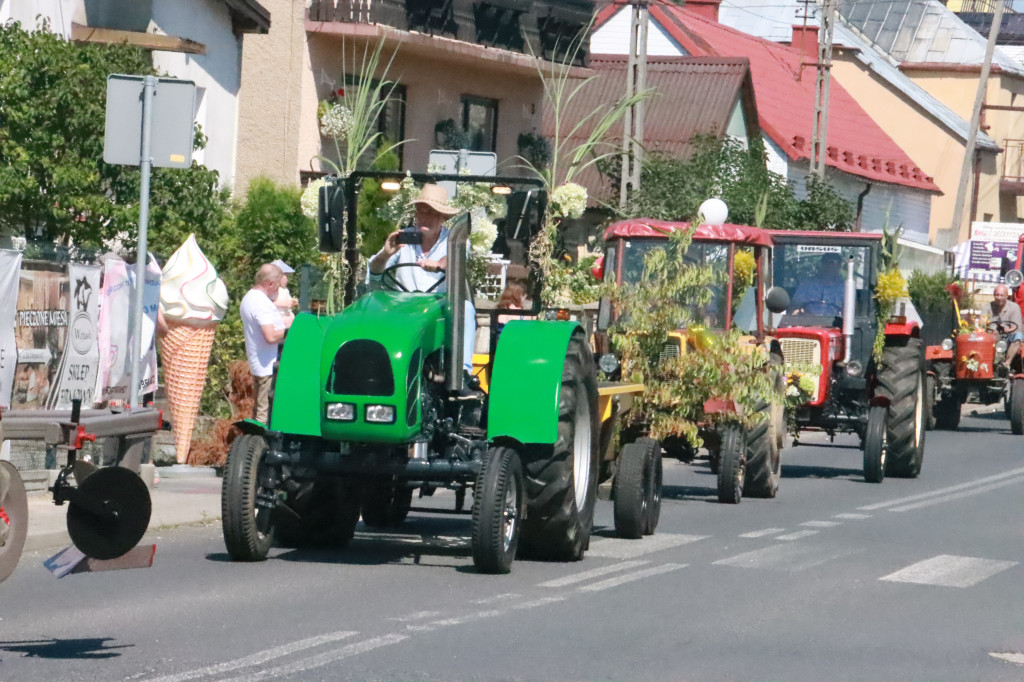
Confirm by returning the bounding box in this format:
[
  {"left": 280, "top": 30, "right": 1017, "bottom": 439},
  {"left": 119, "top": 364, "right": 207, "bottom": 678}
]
[{"left": 161, "top": 322, "right": 217, "bottom": 464}]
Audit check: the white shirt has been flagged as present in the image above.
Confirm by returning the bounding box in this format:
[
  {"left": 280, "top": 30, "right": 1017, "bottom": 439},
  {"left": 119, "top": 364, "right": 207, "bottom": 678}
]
[
  {"left": 240, "top": 288, "right": 285, "bottom": 377},
  {"left": 371, "top": 228, "right": 449, "bottom": 293}
]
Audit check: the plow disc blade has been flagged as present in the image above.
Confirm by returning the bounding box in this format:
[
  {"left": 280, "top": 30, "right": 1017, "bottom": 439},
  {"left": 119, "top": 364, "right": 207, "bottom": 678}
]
[
  {"left": 0, "top": 461, "right": 29, "bottom": 583},
  {"left": 67, "top": 467, "right": 152, "bottom": 560}
]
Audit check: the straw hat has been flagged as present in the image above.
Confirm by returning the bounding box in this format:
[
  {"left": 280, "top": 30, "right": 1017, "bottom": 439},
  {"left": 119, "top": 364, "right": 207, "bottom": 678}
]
[{"left": 410, "top": 183, "right": 460, "bottom": 216}]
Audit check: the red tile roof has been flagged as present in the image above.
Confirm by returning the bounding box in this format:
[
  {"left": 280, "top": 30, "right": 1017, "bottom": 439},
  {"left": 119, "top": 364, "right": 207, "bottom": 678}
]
[{"left": 596, "top": 0, "right": 940, "bottom": 193}]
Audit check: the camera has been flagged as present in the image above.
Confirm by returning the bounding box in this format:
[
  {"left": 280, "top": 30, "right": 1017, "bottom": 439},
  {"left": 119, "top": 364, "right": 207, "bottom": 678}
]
[{"left": 397, "top": 228, "right": 422, "bottom": 245}]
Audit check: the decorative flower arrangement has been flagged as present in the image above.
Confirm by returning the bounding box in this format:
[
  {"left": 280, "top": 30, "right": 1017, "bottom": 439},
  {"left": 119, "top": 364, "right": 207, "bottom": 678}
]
[
  {"left": 958, "top": 310, "right": 989, "bottom": 333},
  {"left": 550, "top": 182, "right": 587, "bottom": 220},
  {"left": 872, "top": 268, "right": 908, "bottom": 361},
  {"left": 318, "top": 100, "right": 354, "bottom": 140},
  {"left": 300, "top": 178, "right": 325, "bottom": 219},
  {"left": 733, "top": 250, "right": 756, "bottom": 290}
]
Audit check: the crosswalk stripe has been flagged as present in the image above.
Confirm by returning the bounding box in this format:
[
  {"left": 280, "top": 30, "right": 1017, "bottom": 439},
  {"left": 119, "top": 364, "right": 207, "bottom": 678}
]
[
  {"left": 740, "top": 528, "right": 785, "bottom": 538},
  {"left": 587, "top": 534, "right": 708, "bottom": 559},
  {"left": 833, "top": 513, "right": 871, "bottom": 520},
  {"left": 858, "top": 468, "right": 1024, "bottom": 511},
  {"left": 714, "top": 544, "right": 856, "bottom": 571},
  {"left": 538, "top": 560, "right": 648, "bottom": 588},
  {"left": 578, "top": 563, "right": 687, "bottom": 592},
  {"left": 880, "top": 555, "right": 1018, "bottom": 587},
  {"left": 801, "top": 520, "right": 841, "bottom": 528},
  {"left": 776, "top": 530, "right": 819, "bottom": 541}
]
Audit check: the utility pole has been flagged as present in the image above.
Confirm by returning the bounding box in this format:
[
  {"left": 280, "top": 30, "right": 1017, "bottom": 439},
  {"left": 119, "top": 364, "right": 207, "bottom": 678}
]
[
  {"left": 939, "top": 0, "right": 1006, "bottom": 251},
  {"left": 810, "top": 0, "right": 836, "bottom": 180},
  {"left": 619, "top": 0, "right": 649, "bottom": 209}
]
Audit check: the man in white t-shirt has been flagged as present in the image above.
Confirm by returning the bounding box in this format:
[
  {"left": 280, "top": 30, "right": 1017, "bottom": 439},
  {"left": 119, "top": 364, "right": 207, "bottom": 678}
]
[{"left": 240, "top": 263, "right": 291, "bottom": 423}]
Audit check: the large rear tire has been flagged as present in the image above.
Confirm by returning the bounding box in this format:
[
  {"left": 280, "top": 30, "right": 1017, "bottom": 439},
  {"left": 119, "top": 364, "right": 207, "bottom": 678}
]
[
  {"left": 863, "top": 405, "right": 886, "bottom": 483},
  {"left": 613, "top": 438, "right": 662, "bottom": 539},
  {"left": 877, "top": 339, "right": 925, "bottom": 478},
  {"left": 472, "top": 446, "right": 524, "bottom": 574},
  {"left": 519, "top": 334, "right": 599, "bottom": 561},
  {"left": 222, "top": 434, "right": 274, "bottom": 561},
  {"left": 1011, "top": 378, "right": 1024, "bottom": 435},
  {"left": 744, "top": 402, "right": 781, "bottom": 499},
  {"left": 717, "top": 425, "right": 745, "bottom": 504},
  {"left": 0, "top": 462, "right": 28, "bottom": 583},
  {"left": 276, "top": 480, "right": 361, "bottom": 548}
]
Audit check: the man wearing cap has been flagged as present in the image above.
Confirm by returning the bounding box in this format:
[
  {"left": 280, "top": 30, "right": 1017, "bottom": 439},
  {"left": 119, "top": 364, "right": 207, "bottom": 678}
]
[
  {"left": 271, "top": 259, "right": 297, "bottom": 324},
  {"left": 369, "top": 183, "right": 477, "bottom": 385},
  {"left": 793, "top": 252, "right": 846, "bottom": 316}
]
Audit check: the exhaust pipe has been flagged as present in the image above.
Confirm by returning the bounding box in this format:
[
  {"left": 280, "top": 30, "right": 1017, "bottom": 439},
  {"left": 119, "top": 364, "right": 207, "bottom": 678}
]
[
  {"left": 843, "top": 256, "right": 856, "bottom": 364},
  {"left": 446, "top": 214, "right": 471, "bottom": 393}
]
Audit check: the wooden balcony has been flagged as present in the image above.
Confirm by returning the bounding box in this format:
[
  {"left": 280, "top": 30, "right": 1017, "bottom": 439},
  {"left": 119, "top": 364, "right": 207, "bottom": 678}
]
[{"left": 1001, "top": 138, "right": 1024, "bottom": 194}]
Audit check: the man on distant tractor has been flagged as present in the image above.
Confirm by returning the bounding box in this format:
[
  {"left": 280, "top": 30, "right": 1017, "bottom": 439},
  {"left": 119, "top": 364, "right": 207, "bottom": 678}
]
[
  {"left": 990, "top": 283, "right": 1024, "bottom": 367},
  {"left": 792, "top": 252, "right": 845, "bottom": 316}
]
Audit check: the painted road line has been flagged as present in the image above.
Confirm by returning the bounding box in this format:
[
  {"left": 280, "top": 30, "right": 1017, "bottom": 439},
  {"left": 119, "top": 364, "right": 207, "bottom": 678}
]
[
  {"left": 739, "top": 528, "right": 786, "bottom": 538},
  {"left": 471, "top": 593, "right": 521, "bottom": 605},
  {"left": 800, "top": 520, "right": 841, "bottom": 528},
  {"left": 776, "top": 530, "right": 819, "bottom": 541},
  {"left": 834, "top": 513, "right": 871, "bottom": 520},
  {"left": 880, "top": 555, "right": 1018, "bottom": 588},
  {"left": 858, "top": 468, "right": 1024, "bottom": 511},
  {"left": 508, "top": 595, "right": 568, "bottom": 610},
  {"left": 144, "top": 631, "right": 359, "bottom": 682},
  {"left": 587, "top": 533, "right": 708, "bottom": 559},
  {"left": 578, "top": 563, "right": 687, "bottom": 592},
  {"left": 889, "top": 477, "right": 1024, "bottom": 512},
  {"left": 389, "top": 611, "right": 443, "bottom": 622},
  {"left": 220, "top": 634, "right": 408, "bottom": 682},
  {"left": 406, "top": 610, "right": 503, "bottom": 633},
  {"left": 714, "top": 544, "right": 857, "bottom": 571},
  {"left": 990, "top": 652, "right": 1024, "bottom": 665},
  {"left": 538, "top": 560, "right": 649, "bottom": 588}
]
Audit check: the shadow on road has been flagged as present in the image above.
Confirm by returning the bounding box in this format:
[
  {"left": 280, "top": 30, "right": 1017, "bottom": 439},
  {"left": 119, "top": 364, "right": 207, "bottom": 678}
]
[
  {"left": 781, "top": 464, "right": 864, "bottom": 480},
  {"left": 660, "top": 483, "right": 720, "bottom": 503},
  {"left": 0, "top": 637, "right": 131, "bottom": 660}
]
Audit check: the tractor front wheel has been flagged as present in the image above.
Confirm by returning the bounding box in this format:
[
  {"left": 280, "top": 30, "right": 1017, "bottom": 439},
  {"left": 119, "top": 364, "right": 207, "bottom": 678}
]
[
  {"left": 863, "top": 405, "right": 886, "bottom": 483},
  {"left": 613, "top": 438, "right": 662, "bottom": 539},
  {"left": 472, "top": 446, "right": 524, "bottom": 574},
  {"left": 717, "top": 425, "right": 745, "bottom": 504},
  {"left": 877, "top": 339, "right": 926, "bottom": 478},
  {"left": 222, "top": 434, "right": 275, "bottom": 561},
  {"left": 744, "top": 401, "right": 781, "bottom": 499}
]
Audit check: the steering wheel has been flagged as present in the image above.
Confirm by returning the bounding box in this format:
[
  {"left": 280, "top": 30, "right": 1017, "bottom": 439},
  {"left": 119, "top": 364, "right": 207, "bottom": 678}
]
[
  {"left": 987, "top": 320, "right": 1019, "bottom": 335},
  {"left": 800, "top": 300, "right": 842, "bottom": 316},
  {"left": 381, "top": 262, "right": 446, "bottom": 293}
]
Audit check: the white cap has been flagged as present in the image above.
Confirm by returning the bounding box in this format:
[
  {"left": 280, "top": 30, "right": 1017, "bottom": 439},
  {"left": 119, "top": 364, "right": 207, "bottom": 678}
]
[{"left": 271, "top": 259, "right": 295, "bottom": 274}]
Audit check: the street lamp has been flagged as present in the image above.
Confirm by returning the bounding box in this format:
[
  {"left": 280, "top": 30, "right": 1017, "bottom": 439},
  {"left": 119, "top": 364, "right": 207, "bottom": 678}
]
[{"left": 698, "top": 198, "right": 729, "bottom": 226}]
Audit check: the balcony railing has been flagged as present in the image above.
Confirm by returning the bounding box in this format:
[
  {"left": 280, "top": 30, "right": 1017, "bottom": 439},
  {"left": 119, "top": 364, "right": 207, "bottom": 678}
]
[
  {"left": 307, "top": 0, "right": 593, "bottom": 66},
  {"left": 1001, "top": 138, "right": 1024, "bottom": 194}
]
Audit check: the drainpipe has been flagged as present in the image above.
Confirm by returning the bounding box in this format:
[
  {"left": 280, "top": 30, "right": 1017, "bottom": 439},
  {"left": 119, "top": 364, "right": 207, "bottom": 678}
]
[{"left": 856, "top": 183, "right": 871, "bottom": 230}]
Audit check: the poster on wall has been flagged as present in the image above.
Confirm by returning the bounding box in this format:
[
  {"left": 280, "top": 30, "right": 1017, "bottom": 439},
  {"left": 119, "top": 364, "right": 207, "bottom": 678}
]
[
  {"left": 95, "top": 255, "right": 161, "bottom": 405},
  {"left": 0, "top": 250, "right": 23, "bottom": 408},
  {"left": 956, "top": 222, "right": 1024, "bottom": 291},
  {"left": 47, "top": 263, "right": 102, "bottom": 409},
  {"left": 11, "top": 262, "right": 68, "bottom": 409}
]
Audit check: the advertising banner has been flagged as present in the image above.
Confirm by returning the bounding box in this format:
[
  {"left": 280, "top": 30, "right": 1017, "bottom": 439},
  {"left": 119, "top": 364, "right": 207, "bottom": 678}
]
[
  {"left": 47, "top": 264, "right": 101, "bottom": 409},
  {"left": 0, "top": 250, "right": 23, "bottom": 408},
  {"left": 956, "top": 222, "right": 1024, "bottom": 290},
  {"left": 95, "top": 255, "right": 161, "bottom": 404},
  {"left": 11, "top": 262, "right": 68, "bottom": 409}
]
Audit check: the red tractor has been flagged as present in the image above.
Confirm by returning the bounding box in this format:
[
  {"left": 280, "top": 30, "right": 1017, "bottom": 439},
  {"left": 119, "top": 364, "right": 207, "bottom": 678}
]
[{"left": 770, "top": 231, "right": 927, "bottom": 483}]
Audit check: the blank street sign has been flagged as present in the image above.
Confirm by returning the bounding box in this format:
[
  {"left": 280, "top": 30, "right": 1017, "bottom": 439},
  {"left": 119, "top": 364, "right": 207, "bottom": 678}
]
[{"left": 103, "top": 74, "right": 195, "bottom": 169}]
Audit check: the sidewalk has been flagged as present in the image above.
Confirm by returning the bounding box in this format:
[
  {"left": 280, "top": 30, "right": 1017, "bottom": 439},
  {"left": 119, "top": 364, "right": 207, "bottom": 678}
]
[{"left": 23, "top": 465, "right": 223, "bottom": 553}]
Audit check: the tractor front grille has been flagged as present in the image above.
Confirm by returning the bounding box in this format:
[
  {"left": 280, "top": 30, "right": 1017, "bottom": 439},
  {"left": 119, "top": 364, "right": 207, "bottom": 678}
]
[
  {"left": 660, "top": 339, "right": 681, "bottom": 362},
  {"left": 779, "top": 337, "right": 823, "bottom": 402}
]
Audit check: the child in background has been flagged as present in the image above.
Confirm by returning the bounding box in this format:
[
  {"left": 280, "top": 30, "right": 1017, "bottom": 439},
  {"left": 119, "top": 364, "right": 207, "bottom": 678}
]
[
  {"left": 271, "top": 259, "right": 298, "bottom": 324},
  {"left": 497, "top": 281, "right": 526, "bottom": 328}
]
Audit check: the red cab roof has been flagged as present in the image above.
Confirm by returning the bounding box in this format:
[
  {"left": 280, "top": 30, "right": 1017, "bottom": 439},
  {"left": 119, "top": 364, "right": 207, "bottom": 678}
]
[
  {"left": 605, "top": 219, "right": 775, "bottom": 247},
  {"left": 767, "top": 229, "right": 882, "bottom": 242}
]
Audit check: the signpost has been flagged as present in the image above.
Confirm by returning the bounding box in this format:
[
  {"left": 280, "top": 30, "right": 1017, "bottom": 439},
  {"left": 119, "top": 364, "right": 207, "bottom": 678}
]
[{"left": 103, "top": 75, "right": 195, "bottom": 410}]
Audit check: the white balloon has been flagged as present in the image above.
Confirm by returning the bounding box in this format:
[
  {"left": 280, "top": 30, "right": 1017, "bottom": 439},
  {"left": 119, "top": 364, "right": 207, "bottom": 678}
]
[{"left": 698, "top": 198, "right": 729, "bottom": 225}]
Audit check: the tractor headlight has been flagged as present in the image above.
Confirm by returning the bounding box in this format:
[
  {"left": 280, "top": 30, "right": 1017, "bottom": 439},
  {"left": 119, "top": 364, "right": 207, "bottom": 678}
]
[
  {"left": 996, "top": 340, "right": 1009, "bottom": 354},
  {"left": 598, "top": 353, "right": 620, "bottom": 374},
  {"left": 365, "top": 404, "right": 396, "bottom": 424},
  {"left": 326, "top": 402, "right": 355, "bottom": 421},
  {"left": 940, "top": 338, "right": 954, "bottom": 351},
  {"left": 846, "top": 360, "right": 863, "bottom": 377}
]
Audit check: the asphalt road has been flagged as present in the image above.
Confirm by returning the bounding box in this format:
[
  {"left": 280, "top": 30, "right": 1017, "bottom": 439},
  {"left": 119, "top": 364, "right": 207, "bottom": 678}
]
[{"left": 1, "top": 409, "right": 1022, "bottom": 682}]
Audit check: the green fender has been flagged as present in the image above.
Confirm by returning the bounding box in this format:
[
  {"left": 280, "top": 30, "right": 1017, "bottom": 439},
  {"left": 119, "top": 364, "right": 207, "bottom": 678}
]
[
  {"left": 487, "top": 320, "right": 581, "bottom": 445},
  {"left": 269, "top": 312, "right": 330, "bottom": 436}
]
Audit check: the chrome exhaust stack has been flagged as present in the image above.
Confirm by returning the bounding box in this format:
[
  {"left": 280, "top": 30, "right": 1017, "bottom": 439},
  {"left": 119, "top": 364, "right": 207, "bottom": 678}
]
[
  {"left": 843, "top": 255, "right": 856, "bottom": 364},
  {"left": 446, "top": 213, "right": 471, "bottom": 393}
]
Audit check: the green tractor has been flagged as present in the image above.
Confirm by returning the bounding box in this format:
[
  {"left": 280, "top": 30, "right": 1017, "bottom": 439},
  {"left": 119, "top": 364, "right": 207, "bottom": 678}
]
[{"left": 221, "top": 172, "right": 655, "bottom": 574}]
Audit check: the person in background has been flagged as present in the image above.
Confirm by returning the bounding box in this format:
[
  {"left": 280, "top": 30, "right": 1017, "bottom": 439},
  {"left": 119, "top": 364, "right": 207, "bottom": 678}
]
[
  {"left": 271, "top": 259, "right": 297, "bottom": 324},
  {"left": 497, "top": 281, "right": 526, "bottom": 326},
  {"left": 792, "top": 252, "right": 846, "bottom": 316},
  {"left": 990, "top": 283, "right": 1024, "bottom": 367},
  {"left": 240, "top": 263, "right": 291, "bottom": 423}
]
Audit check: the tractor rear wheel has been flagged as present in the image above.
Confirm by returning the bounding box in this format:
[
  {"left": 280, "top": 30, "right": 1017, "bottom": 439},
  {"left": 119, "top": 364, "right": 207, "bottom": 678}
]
[
  {"left": 360, "top": 484, "right": 413, "bottom": 528},
  {"left": 222, "top": 434, "right": 274, "bottom": 561},
  {"left": 472, "top": 446, "right": 524, "bottom": 574},
  {"left": 934, "top": 394, "right": 961, "bottom": 430},
  {"left": 613, "top": 438, "right": 662, "bottom": 539},
  {"left": 863, "top": 405, "right": 887, "bottom": 483},
  {"left": 877, "top": 339, "right": 925, "bottom": 478},
  {"left": 744, "top": 401, "right": 781, "bottom": 499},
  {"left": 276, "top": 480, "right": 361, "bottom": 548},
  {"left": 1011, "top": 378, "right": 1024, "bottom": 435},
  {"left": 519, "top": 334, "right": 600, "bottom": 561},
  {"left": 717, "top": 425, "right": 745, "bottom": 504}
]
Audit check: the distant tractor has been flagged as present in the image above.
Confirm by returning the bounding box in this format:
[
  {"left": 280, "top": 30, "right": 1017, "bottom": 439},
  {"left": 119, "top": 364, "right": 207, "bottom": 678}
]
[
  {"left": 770, "top": 231, "right": 927, "bottom": 483},
  {"left": 594, "top": 219, "right": 789, "bottom": 504}
]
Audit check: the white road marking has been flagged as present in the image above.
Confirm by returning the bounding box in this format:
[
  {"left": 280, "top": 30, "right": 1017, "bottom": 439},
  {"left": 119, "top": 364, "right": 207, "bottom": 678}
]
[
  {"left": 990, "top": 652, "right": 1024, "bottom": 665},
  {"left": 471, "top": 593, "right": 521, "bottom": 605},
  {"left": 800, "top": 520, "right": 841, "bottom": 528},
  {"left": 508, "top": 595, "right": 568, "bottom": 610},
  {"left": 739, "top": 528, "right": 785, "bottom": 538},
  {"left": 406, "top": 610, "right": 503, "bottom": 632},
  {"left": 578, "top": 563, "right": 687, "bottom": 592},
  {"left": 144, "top": 631, "right": 359, "bottom": 682},
  {"left": 587, "top": 533, "right": 708, "bottom": 559},
  {"left": 858, "top": 468, "right": 1024, "bottom": 511},
  {"left": 714, "top": 544, "right": 856, "bottom": 571},
  {"left": 538, "top": 560, "right": 648, "bottom": 588},
  {"left": 880, "top": 555, "right": 1018, "bottom": 588},
  {"left": 889, "top": 477, "right": 1024, "bottom": 512},
  {"left": 776, "top": 530, "right": 819, "bottom": 541},
  {"left": 834, "top": 513, "right": 871, "bottom": 520},
  {"left": 389, "top": 611, "right": 443, "bottom": 622},
  {"left": 219, "top": 634, "right": 408, "bottom": 682}
]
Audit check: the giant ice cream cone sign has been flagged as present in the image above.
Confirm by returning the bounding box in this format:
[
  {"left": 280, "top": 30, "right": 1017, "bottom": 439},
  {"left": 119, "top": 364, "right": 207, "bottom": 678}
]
[{"left": 159, "top": 235, "right": 229, "bottom": 464}]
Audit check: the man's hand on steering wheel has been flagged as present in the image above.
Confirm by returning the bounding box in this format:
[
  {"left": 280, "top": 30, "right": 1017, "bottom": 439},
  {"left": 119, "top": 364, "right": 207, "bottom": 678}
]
[{"left": 380, "top": 262, "right": 446, "bottom": 293}]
